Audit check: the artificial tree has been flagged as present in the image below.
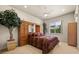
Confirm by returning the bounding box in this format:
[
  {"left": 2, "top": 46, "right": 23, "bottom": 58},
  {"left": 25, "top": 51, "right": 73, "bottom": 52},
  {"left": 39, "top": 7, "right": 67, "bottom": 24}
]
[{"left": 0, "top": 9, "right": 21, "bottom": 41}]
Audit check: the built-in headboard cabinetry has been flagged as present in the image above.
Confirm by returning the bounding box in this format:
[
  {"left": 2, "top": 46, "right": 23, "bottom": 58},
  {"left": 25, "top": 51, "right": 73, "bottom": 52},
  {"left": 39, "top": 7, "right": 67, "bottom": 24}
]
[{"left": 18, "top": 20, "right": 40, "bottom": 46}]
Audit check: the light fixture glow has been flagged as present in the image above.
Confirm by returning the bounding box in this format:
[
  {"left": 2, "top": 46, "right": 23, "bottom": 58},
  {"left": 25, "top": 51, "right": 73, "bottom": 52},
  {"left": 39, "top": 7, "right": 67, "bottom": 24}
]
[
  {"left": 75, "top": 17, "right": 78, "bottom": 22},
  {"left": 62, "top": 9, "right": 66, "bottom": 12},
  {"left": 24, "top": 5, "right": 27, "bottom": 8},
  {"left": 44, "top": 13, "right": 48, "bottom": 17},
  {"left": 74, "top": 14, "right": 78, "bottom": 22}
]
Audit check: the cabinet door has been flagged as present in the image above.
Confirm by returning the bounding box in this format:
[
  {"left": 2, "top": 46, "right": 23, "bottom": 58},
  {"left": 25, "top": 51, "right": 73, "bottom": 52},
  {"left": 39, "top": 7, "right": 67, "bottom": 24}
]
[
  {"left": 19, "top": 21, "right": 28, "bottom": 46},
  {"left": 68, "top": 23, "right": 77, "bottom": 47},
  {"left": 36, "top": 25, "right": 40, "bottom": 32}
]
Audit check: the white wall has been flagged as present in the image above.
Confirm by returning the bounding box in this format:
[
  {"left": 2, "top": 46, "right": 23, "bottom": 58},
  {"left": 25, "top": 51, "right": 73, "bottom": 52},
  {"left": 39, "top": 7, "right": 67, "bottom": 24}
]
[
  {"left": 0, "top": 25, "right": 18, "bottom": 50},
  {"left": 77, "top": 13, "right": 79, "bottom": 48},
  {"left": 44, "top": 13, "right": 75, "bottom": 42},
  {"left": 76, "top": 6, "right": 79, "bottom": 48},
  {"left": 0, "top": 5, "right": 43, "bottom": 50}
]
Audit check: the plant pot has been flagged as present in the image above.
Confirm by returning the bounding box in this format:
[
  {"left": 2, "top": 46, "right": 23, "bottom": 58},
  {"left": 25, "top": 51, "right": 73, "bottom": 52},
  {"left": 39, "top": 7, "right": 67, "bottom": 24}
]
[
  {"left": 7, "top": 39, "right": 15, "bottom": 41},
  {"left": 7, "top": 39, "right": 17, "bottom": 51}
]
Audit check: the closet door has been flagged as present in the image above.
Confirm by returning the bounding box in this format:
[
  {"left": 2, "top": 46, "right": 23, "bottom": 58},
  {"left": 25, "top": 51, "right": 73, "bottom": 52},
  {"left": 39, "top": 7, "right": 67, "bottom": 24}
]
[
  {"left": 19, "top": 21, "right": 28, "bottom": 46},
  {"left": 68, "top": 22, "right": 77, "bottom": 47}
]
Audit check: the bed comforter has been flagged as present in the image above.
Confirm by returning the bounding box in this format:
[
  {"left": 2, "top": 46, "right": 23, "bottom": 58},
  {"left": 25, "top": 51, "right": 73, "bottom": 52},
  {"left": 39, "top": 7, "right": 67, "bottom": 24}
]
[{"left": 28, "top": 33, "right": 59, "bottom": 54}]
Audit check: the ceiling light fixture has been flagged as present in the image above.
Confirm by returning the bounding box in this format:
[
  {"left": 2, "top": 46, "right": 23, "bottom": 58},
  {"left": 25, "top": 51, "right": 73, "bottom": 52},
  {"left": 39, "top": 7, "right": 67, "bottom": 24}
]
[
  {"left": 44, "top": 13, "right": 48, "bottom": 17},
  {"left": 24, "top": 5, "right": 27, "bottom": 8},
  {"left": 62, "top": 9, "right": 66, "bottom": 12}
]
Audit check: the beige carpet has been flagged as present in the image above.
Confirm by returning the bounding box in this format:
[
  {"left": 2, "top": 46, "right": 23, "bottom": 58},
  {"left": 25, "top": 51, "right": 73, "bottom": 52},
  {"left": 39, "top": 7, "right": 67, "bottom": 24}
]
[
  {"left": 3, "top": 45, "right": 42, "bottom": 54},
  {"left": 49, "top": 42, "right": 79, "bottom": 54},
  {"left": 3, "top": 42, "right": 79, "bottom": 54}
]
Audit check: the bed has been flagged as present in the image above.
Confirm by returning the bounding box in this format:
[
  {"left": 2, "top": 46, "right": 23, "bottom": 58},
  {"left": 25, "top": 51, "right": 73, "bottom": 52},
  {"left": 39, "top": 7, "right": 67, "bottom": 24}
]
[{"left": 28, "top": 32, "right": 59, "bottom": 54}]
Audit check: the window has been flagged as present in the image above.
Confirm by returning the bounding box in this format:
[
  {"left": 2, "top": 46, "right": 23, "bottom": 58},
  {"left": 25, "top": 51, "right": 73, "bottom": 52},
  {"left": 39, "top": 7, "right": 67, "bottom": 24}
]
[{"left": 49, "top": 20, "right": 61, "bottom": 33}]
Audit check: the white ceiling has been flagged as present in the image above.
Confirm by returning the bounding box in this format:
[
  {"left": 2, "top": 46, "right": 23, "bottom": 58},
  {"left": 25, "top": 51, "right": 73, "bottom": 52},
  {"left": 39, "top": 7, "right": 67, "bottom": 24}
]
[{"left": 11, "top": 5, "right": 76, "bottom": 20}]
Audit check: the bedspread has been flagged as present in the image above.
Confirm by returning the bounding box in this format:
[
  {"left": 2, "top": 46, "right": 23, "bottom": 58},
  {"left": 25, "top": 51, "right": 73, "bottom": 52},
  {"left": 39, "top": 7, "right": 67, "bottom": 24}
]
[{"left": 28, "top": 32, "right": 59, "bottom": 54}]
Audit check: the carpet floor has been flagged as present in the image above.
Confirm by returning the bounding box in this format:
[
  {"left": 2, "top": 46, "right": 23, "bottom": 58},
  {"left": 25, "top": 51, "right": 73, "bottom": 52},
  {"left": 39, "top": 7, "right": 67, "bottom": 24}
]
[{"left": 2, "top": 42, "right": 79, "bottom": 54}]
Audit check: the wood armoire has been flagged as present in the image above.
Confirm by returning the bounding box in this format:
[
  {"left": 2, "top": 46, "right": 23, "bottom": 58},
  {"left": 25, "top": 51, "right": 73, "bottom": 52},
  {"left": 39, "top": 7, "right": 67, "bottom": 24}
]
[
  {"left": 18, "top": 21, "right": 29, "bottom": 46},
  {"left": 68, "top": 22, "right": 77, "bottom": 47}
]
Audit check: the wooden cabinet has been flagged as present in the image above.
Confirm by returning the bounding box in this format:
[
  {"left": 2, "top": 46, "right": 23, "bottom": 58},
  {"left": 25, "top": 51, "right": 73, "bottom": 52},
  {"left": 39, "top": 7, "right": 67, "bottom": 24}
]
[
  {"left": 68, "top": 22, "right": 77, "bottom": 47},
  {"left": 18, "top": 21, "right": 41, "bottom": 46},
  {"left": 36, "top": 25, "right": 40, "bottom": 32},
  {"left": 18, "top": 21, "right": 28, "bottom": 46}
]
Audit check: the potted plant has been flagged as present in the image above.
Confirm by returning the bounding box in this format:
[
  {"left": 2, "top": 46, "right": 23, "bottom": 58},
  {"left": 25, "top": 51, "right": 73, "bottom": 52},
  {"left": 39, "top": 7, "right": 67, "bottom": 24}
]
[{"left": 0, "top": 9, "right": 21, "bottom": 50}]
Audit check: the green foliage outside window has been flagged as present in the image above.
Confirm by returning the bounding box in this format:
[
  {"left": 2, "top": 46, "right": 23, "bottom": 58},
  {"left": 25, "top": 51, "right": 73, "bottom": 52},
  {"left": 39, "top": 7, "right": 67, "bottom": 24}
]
[{"left": 50, "top": 21, "right": 61, "bottom": 33}]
